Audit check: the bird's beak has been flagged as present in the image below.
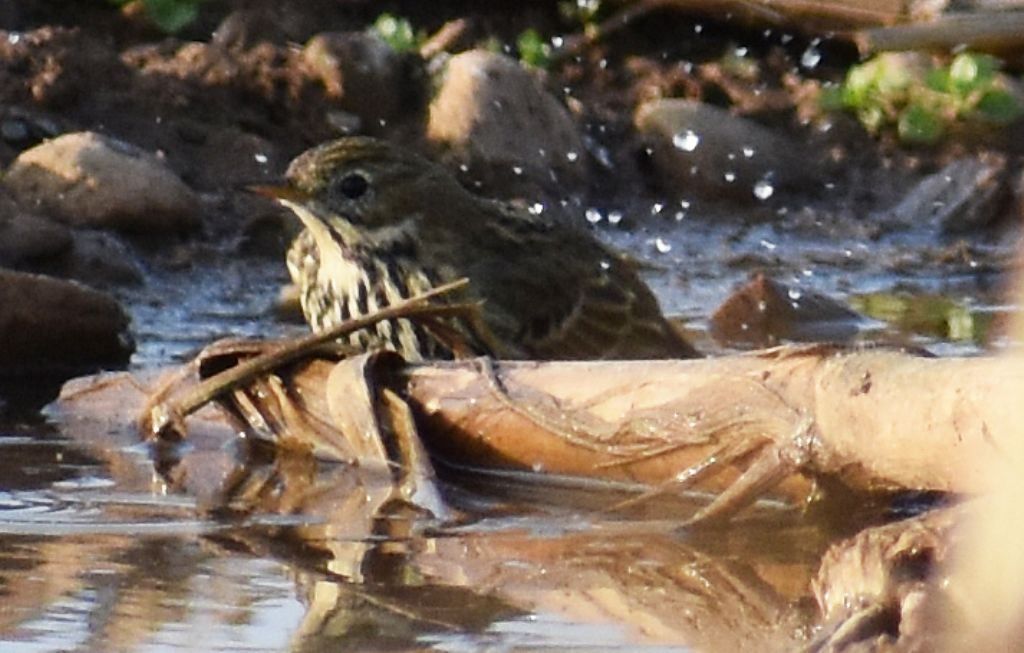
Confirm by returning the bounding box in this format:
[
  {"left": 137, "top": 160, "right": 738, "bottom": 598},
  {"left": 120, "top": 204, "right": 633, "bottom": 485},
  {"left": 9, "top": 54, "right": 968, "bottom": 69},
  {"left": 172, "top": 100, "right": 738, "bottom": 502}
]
[{"left": 247, "top": 183, "right": 311, "bottom": 203}]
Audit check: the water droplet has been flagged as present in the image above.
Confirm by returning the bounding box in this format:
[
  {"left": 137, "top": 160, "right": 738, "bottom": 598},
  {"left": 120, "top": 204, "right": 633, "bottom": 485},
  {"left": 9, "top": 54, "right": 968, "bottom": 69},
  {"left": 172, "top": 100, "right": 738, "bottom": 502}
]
[
  {"left": 694, "top": 23, "right": 703, "bottom": 33},
  {"left": 551, "top": 35, "right": 564, "bottom": 47},
  {"left": 566, "top": 151, "right": 579, "bottom": 162},
  {"left": 724, "top": 171, "right": 736, "bottom": 183},
  {"left": 759, "top": 239, "right": 777, "bottom": 251},
  {"left": 654, "top": 238, "right": 672, "bottom": 254},
  {"left": 8, "top": 32, "right": 20, "bottom": 45},
  {"left": 599, "top": 260, "right": 611, "bottom": 270},
  {"left": 599, "top": 58, "right": 608, "bottom": 69},
  {"left": 585, "top": 208, "right": 603, "bottom": 224},
  {"left": 802, "top": 268, "right": 814, "bottom": 277},
  {"left": 753, "top": 179, "right": 774, "bottom": 200},
  {"left": 801, "top": 39, "right": 822, "bottom": 69},
  {"left": 532, "top": 462, "right": 545, "bottom": 472},
  {"left": 528, "top": 202, "right": 544, "bottom": 215},
  {"left": 742, "top": 146, "right": 755, "bottom": 158},
  {"left": 679, "top": 199, "right": 691, "bottom": 210},
  {"left": 608, "top": 210, "right": 623, "bottom": 225},
  {"left": 672, "top": 130, "right": 700, "bottom": 152},
  {"left": 757, "top": 300, "right": 768, "bottom": 312},
  {"left": 459, "top": 163, "right": 469, "bottom": 172},
  {"left": 254, "top": 153, "right": 268, "bottom": 164},
  {"left": 674, "top": 211, "right": 686, "bottom": 221},
  {"left": 512, "top": 165, "right": 523, "bottom": 175},
  {"left": 788, "top": 288, "right": 802, "bottom": 300},
  {"left": 780, "top": 33, "right": 793, "bottom": 44},
  {"left": 735, "top": 46, "right": 748, "bottom": 57},
  {"left": 727, "top": 152, "right": 736, "bottom": 161},
  {"left": 651, "top": 202, "right": 664, "bottom": 215}
]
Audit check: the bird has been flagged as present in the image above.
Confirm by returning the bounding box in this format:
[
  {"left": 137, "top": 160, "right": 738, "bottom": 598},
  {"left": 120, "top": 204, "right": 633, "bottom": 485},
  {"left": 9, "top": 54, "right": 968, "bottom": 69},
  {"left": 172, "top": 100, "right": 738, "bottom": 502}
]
[{"left": 257, "top": 136, "right": 700, "bottom": 361}]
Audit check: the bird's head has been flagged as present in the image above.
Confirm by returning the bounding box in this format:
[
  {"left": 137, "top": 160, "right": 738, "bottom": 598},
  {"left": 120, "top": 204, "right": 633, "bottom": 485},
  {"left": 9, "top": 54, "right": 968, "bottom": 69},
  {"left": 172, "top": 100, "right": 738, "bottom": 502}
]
[{"left": 271, "top": 137, "right": 465, "bottom": 230}]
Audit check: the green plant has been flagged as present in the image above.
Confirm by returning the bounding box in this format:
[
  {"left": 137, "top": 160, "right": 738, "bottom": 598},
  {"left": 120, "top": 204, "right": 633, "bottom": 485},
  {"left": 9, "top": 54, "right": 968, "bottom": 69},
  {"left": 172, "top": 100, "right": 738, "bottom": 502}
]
[
  {"left": 558, "top": 0, "right": 606, "bottom": 30},
  {"left": 108, "top": 0, "right": 205, "bottom": 33},
  {"left": 824, "top": 52, "right": 1022, "bottom": 144},
  {"left": 516, "top": 28, "right": 551, "bottom": 69},
  {"left": 371, "top": 13, "right": 423, "bottom": 53}
]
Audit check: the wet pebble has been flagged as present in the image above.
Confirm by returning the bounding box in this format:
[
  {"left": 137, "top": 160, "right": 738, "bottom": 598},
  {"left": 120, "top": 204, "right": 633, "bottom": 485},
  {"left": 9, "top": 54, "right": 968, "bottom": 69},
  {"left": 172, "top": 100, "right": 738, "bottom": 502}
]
[
  {"left": 0, "top": 269, "right": 132, "bottom": 377},
  {"left": 883, "top": 152, "right": 1009, "bottom": 233},
  {"left": 427, "top": 49, "right": 587, "bottom": 200},
  {"left": 3, "top": 131, "right": 200, "bottom": 233},
  {"left": 0, "top": 190, "right": 71, "bottom": 266},
  {"left": 710, "top": 272, "right": 862, "bottom": 347},
  {"left": 635, "top": 98, "right": 823, "bottom": 203},
  {"left": 302, "top": 31, "right": 414, "bottom": 130}
]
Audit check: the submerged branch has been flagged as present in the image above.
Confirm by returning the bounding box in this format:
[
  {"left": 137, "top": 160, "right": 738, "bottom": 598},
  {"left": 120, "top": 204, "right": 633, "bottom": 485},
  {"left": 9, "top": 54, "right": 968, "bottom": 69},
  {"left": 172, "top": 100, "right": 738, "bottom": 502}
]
[{"left": 139, "top": 278, "right": 473, "bottom": 440}]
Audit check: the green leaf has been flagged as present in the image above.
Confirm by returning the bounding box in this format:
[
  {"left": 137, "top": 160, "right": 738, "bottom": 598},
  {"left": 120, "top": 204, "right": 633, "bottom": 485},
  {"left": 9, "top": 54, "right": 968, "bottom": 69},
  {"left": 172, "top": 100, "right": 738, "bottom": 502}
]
[
  {"left": 517, "top": 28, "right": 551, "bottom": 69},
  {"left": 141, "top": 0, "right": 200, "bottom": 33},
  {"left": 924, "top": 66, "right": 950, "bottom": 93},
  {"left": 858, "top": 104, "right": 885, "bottom": 133},
  {"left": 897, "top": 104, "right": 945, "bottom": 144},
  {"left": 976, "top": 88, "right": 1023, "bottom": 124},
  {"left": 372, "top": 13, "right": 417, "bottom": 52},
  {"left": 818, "top": 84, "right": 845, "bottom": 111},
  {"left": 949, "top": 52, "right": 997, "bottom": 95}
]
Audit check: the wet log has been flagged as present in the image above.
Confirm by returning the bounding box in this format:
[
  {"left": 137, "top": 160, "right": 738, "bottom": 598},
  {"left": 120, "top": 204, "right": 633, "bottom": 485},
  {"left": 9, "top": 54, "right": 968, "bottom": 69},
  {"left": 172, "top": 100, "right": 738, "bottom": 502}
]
[{"left": 394, "top": 347, "right": 1021, "bottom": 523}]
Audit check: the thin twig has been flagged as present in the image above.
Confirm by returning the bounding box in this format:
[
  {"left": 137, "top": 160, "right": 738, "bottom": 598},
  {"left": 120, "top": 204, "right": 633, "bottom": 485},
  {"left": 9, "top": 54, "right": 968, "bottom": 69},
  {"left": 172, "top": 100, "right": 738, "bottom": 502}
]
[{"left": 142, "top": 278, "right": 473, "bottom": 439}]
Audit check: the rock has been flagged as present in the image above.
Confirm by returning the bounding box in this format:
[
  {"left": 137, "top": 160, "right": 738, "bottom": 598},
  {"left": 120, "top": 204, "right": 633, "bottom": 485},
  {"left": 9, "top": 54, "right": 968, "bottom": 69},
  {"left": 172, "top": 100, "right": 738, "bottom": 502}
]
[
  {"left": 635, "top": 98, "right": 823, "bottom": 202},
  {"left": 0, "top": 190, "right": 71, "bottom": 267},
  {"left": 883, "top": 152, "right": 1008, "bottom": 233},
  {"left": 50, "top": 230, "right": 145, "bottom": 286},
  {"left": 3, "top": 131, "right": 200, "bottom": 233},
  {"left": 710, "top": 272, "right": 862, "bottom": 348},
  {"left": 427, "top": 49, "right": 587, "bottom": 200},
  {"left": 0, "top": 185, "right": 142, "bottom": 284},
  {"left": 0, "top": 269, "right": 133, "bottom": 377},
  {"left": 302, "top": 31, "right": 415, "bottom": 130}
]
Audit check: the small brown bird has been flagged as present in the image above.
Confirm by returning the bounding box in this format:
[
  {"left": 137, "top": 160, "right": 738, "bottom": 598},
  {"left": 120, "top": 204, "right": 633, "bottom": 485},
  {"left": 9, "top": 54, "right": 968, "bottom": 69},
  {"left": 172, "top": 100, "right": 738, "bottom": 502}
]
[{"left": 261, "top": 136, "right": 699, "bottom": 361}]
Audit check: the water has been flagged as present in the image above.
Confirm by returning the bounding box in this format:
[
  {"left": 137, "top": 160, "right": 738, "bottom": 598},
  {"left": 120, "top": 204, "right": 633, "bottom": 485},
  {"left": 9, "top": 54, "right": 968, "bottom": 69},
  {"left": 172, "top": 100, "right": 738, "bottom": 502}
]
[{"left": 0, "top": 193, "right": 1014, "bottom": 650}]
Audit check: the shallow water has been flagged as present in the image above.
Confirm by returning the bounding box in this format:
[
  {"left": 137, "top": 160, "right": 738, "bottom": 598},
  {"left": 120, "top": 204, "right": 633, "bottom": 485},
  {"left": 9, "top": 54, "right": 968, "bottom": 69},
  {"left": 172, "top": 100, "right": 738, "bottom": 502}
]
[{"left": 0, "top": 205, "right": 1016, "bottom": 651}]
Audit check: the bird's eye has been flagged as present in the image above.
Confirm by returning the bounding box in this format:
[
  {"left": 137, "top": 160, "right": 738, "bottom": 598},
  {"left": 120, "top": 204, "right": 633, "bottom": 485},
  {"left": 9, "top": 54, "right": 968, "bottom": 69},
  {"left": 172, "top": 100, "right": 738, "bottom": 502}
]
[{"left": 337, "top": 173, "right": 369, "bottom": 200}]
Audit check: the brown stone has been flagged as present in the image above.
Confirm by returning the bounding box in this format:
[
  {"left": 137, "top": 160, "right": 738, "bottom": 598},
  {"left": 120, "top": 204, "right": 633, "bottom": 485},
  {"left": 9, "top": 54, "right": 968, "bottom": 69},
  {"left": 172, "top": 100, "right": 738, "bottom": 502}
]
[
  {"left": 0, "top": 269, "right": 132, "bottom": 376},
  {"left": 635, "top": 98, "right": 822, "bottom": 203},
  {"left": 427, "top": 49, "right": 587, "bottom": 200},
  {"left": 4, "top": 131, "right": 200, "bottom": 233},
  {"left": 302, "top": 31, "right": 413, "bottom": 130},
  {"left": 710, "top": 272, "right": 862, "bottom": 347}
]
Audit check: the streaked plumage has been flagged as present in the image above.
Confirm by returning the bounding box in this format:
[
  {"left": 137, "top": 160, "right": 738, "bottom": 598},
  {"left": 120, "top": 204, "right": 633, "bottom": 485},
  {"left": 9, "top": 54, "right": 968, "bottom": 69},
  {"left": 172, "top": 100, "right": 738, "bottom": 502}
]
[{"left": 274, "top": 137, "right": 700, "bottom": 361}]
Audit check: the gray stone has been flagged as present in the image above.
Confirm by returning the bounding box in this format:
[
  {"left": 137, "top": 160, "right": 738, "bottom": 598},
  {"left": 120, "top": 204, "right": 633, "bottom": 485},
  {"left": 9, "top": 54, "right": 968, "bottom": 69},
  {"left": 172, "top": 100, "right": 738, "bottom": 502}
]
[
  {"left": 427, "top": 49, "right": 587, "bottom": 200},
  {"left": 883, "top": 153, "right": 1008, "bottom": 233},
  {"left": 0, "top": 269, "right": 133, "bottom": 376},
  {"left": 3, "top": 131, "right": 200, "bottom": 233},
  {"left": 635, "top": 98, "right": 823, "bottom": 202},
  {"left": 302, "top": 31, "right": 411, "bottom": 129},
  {"left": 0, "top": 190, "right": 71, "bottom": 266}
]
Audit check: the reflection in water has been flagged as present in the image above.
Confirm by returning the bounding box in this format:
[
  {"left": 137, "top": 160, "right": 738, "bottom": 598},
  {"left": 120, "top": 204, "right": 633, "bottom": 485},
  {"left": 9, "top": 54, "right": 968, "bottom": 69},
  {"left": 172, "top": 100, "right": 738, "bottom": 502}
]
[{"left": 0, "top": 417, "right": 824, "bottom": 652}]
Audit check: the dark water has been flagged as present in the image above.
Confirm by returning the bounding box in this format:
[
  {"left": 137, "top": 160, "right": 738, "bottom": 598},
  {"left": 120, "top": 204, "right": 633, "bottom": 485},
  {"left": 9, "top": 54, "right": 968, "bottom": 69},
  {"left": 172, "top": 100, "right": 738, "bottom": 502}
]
[{"left": 0, "top": 206, "right": 1015, "bottom": 651}]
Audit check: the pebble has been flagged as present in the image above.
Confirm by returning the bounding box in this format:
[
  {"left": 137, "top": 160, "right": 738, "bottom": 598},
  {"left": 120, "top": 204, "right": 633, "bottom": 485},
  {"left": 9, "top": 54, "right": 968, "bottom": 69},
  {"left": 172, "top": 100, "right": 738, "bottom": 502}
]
[
  {"left": 302, "top": 31, "right": 413, "bottom": 130},
  {"left": 426, "top": 49, "right": 587, "bottom": 200},
  {"left": 635, "top": 98, "right": 823, "bottom": 202},
  {"left": 3, "top": 131, "right": 200, "bottom": 233},
  {"left": 0, "top": 269, "right": 133, "bottom": 376}
]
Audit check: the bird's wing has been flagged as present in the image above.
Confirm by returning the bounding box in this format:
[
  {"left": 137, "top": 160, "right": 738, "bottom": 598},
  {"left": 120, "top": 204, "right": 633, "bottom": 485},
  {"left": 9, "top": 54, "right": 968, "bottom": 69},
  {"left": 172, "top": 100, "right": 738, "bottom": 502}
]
[{"left": 519, "top": 253, "right": 700, "bottom": 360}]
